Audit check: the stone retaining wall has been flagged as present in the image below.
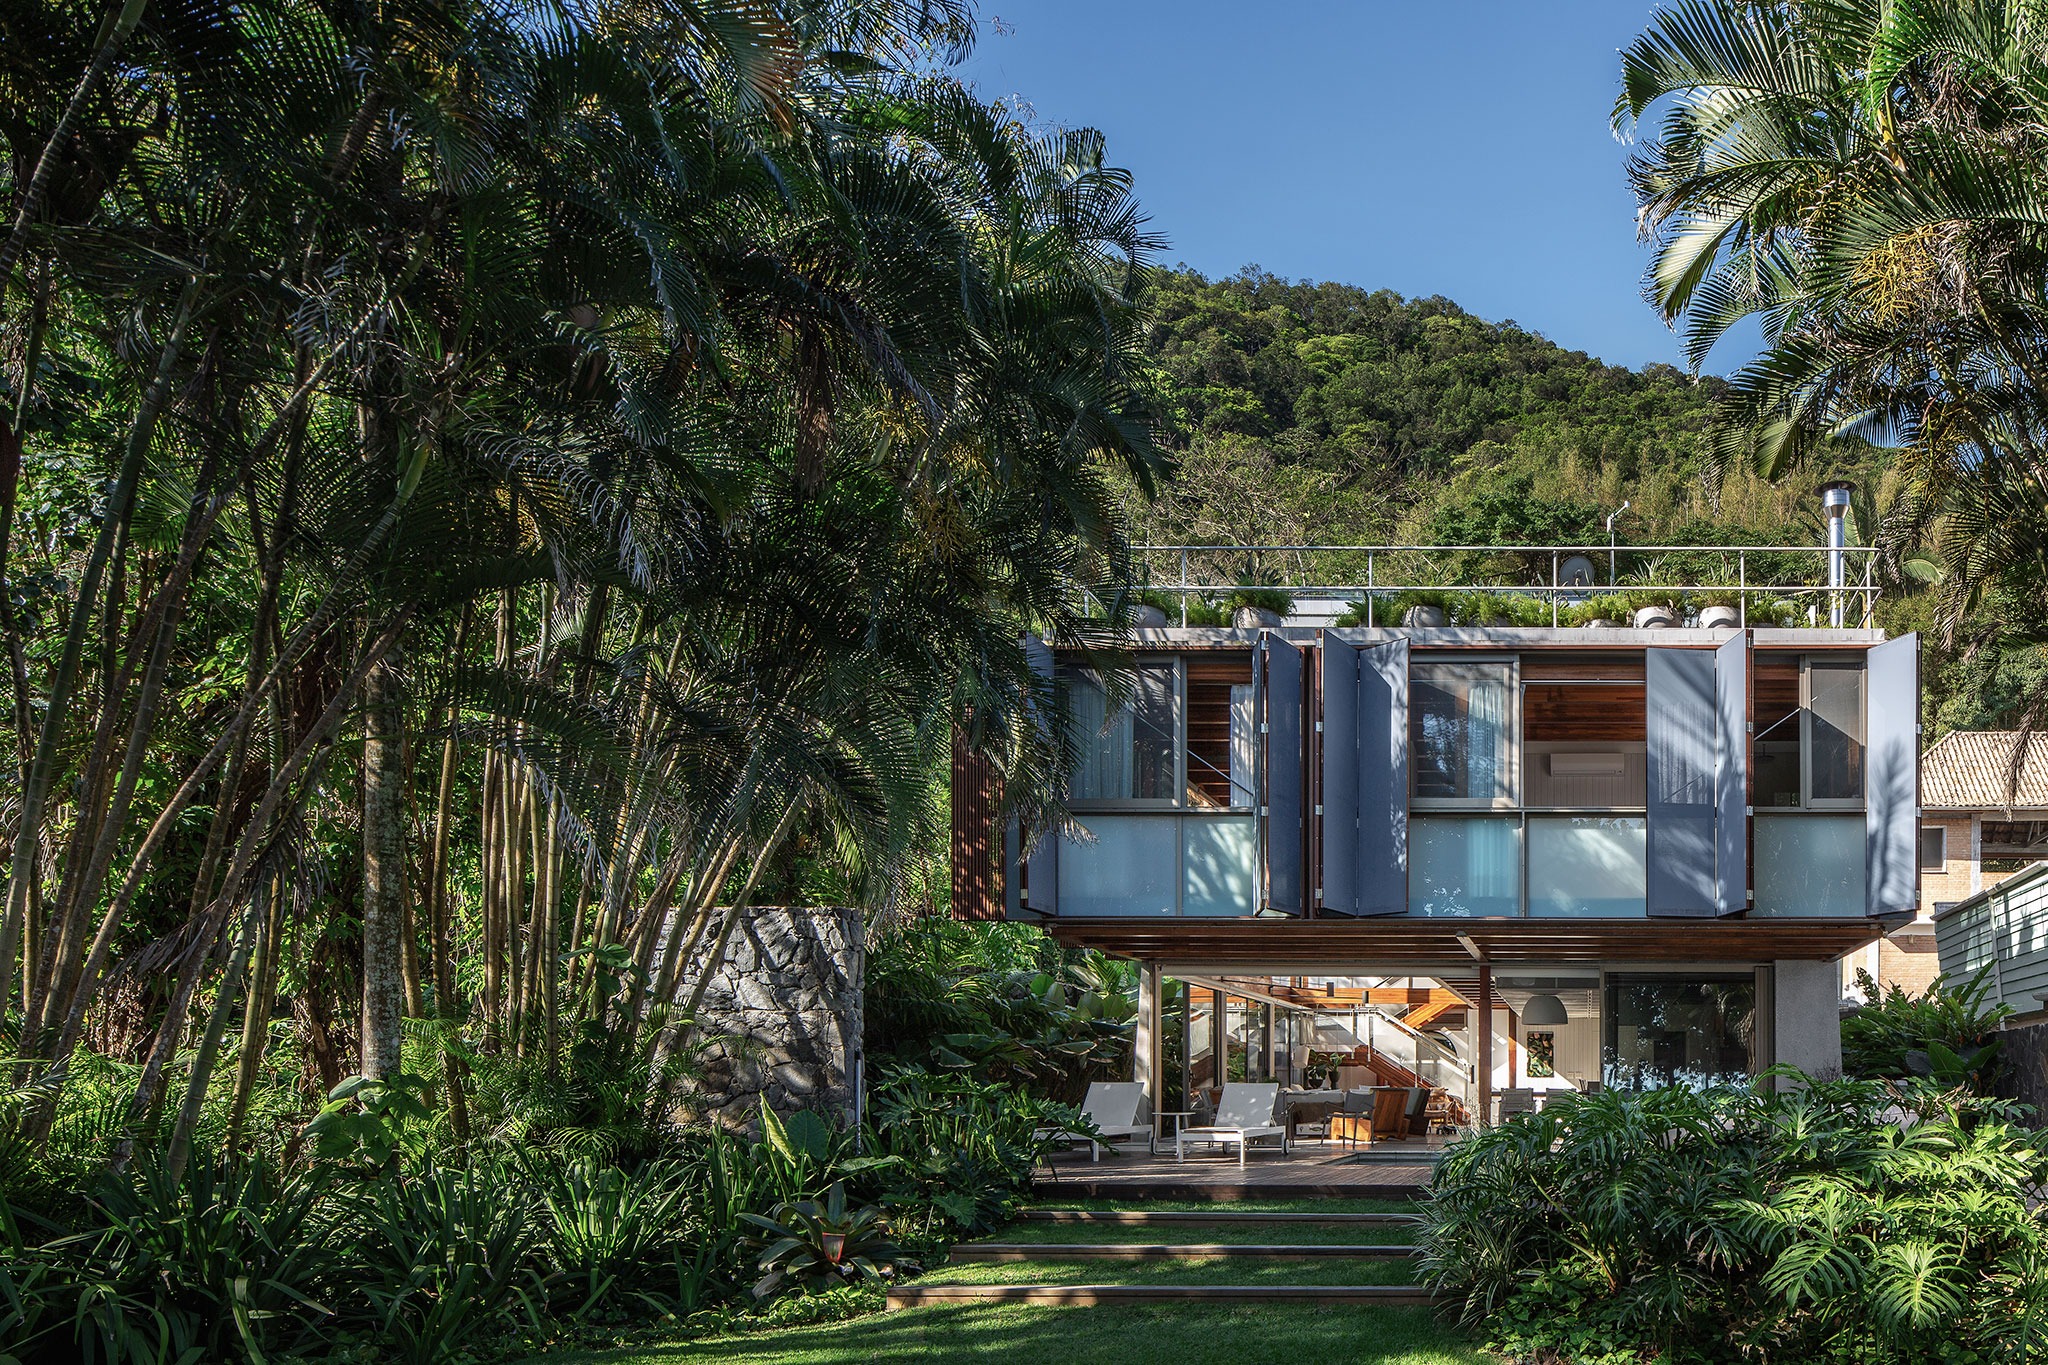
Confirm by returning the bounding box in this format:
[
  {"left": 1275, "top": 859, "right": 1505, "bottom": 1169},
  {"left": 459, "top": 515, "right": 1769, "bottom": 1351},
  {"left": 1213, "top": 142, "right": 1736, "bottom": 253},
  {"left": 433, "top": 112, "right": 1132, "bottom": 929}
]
[{"left": 671, "top": 905, "right": 862, "bottom": 1131}]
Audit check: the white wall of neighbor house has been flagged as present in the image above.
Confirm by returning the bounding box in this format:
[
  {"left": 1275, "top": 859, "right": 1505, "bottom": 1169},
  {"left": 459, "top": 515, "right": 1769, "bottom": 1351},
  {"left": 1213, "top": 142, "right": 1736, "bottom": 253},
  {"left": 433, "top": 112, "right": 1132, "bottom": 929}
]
[{"left": 1774, "top": 959, "right": 1844, "bottom": 1081}]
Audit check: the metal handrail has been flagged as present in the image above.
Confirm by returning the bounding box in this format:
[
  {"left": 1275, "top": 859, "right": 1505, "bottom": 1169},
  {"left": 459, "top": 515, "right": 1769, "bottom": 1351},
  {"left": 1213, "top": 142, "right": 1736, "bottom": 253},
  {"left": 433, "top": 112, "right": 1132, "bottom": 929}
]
[{"left": 1114, "top": 542, "right": 1882, "bottom": 629}]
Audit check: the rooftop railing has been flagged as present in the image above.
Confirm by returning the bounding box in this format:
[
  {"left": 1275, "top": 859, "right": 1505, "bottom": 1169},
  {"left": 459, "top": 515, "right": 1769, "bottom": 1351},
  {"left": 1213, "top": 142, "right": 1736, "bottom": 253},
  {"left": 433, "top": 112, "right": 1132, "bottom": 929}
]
[{"left": 1127, "top": 542, "right": 1880, "bottom": 629}]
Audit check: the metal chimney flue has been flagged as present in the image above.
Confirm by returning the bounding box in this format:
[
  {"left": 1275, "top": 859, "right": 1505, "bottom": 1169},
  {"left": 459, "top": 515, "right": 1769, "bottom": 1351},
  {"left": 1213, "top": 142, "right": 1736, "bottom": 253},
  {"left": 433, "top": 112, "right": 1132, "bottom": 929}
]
[{"left": 1821, "top": 481, "right": 1854, "bottom": 627}]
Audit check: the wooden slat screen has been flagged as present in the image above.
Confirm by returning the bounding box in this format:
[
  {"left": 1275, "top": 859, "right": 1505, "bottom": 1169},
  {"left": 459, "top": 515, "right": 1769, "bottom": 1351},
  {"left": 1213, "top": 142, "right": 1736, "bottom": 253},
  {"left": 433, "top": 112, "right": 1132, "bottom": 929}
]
[{"left": 950, "top": 727, "right": 1004, "bottom": 920}]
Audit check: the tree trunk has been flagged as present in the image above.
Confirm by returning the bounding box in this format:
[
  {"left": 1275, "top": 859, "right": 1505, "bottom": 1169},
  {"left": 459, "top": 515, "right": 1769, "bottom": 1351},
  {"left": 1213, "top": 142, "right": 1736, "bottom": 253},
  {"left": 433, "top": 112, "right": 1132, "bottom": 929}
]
[{"left": 359, "top": 648, "right": 406, "bottom": 1081}]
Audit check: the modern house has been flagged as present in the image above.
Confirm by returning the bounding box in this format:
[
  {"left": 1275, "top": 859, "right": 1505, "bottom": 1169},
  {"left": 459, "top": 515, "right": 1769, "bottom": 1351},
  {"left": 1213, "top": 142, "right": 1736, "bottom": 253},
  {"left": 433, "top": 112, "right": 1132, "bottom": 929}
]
[{"left": 953, "top": 542, "right": 1921, "bottom": 1123}]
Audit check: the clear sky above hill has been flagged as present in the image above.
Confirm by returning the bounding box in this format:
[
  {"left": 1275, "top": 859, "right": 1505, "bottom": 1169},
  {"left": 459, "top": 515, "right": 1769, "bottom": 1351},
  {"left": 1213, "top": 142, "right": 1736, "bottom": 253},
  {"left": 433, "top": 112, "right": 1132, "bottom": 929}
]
[{"left": 957, "top": 2, "right": 1764, "bottom": 375}]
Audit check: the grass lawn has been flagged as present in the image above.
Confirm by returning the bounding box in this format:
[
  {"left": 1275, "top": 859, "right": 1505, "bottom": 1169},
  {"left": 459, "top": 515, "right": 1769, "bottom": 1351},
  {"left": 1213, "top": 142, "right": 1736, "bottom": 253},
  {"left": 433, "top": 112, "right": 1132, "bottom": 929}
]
[
  {"left": 980, "top": 1220, "right": 1419, "bottom": 1246},
  {"left": 532, "top": 1301, "right": 1488, "bottom": 1365},
  {"left": 913, "top": 1254, "right": 1419, "bottom": 1287}
]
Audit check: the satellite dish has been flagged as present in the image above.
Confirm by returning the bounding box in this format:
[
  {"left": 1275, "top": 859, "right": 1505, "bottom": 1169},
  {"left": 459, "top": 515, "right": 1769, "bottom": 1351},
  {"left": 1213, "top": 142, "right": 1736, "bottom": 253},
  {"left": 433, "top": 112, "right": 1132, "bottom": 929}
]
[{"left": 1559, "top": 555, "right": 1597, "bottom": 589}]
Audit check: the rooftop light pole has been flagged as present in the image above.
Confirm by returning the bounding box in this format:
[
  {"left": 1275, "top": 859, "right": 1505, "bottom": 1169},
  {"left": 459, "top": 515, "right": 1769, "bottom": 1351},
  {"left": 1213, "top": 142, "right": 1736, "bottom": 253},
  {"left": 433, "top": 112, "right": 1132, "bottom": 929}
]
[{"left": 1605, "top": 502, "right": 1631, "bottom": 582}]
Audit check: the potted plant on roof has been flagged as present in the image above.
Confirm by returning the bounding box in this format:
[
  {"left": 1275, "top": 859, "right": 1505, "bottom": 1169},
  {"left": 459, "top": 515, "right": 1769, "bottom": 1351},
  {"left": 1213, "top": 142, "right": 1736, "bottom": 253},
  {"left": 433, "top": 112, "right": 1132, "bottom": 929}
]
[
  {"left": 1564, "top": 593, "right": 1632, "bottom": 628},
  {"left": 1228, "top": 586, "right": 1293, "bottom": 629},
  {"left": 1692, "top": 590, "right": 1741, "bottom": 630}
]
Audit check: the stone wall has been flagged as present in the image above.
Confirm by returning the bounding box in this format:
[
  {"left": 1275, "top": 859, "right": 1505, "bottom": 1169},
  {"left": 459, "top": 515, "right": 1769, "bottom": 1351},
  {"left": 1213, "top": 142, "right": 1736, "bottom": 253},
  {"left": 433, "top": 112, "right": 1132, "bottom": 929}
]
[{"left": 671, "top": 906, "right": 862, "bottom": 1131}]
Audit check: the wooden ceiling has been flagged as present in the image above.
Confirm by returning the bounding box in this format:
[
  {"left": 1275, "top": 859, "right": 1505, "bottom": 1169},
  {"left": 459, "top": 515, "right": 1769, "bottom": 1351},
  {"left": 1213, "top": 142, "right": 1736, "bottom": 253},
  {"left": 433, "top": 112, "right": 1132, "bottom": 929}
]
[{"left": 1045, "top": 916, "right": 1883, "bottom": 964}]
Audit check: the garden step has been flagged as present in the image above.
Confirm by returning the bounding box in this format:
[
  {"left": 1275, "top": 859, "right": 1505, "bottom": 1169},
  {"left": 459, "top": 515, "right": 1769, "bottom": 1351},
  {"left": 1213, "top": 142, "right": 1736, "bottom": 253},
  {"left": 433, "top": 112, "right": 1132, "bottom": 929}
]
[
  {"left": 953, "top": 1242, "right": 1418, "bottom": 1261},
  {"left": 887, "top": 1283, "right": 1440, "bottom": 1308},
  {"left": 1024, "top": 1209, "right": 1418, "bottom": 1226}
]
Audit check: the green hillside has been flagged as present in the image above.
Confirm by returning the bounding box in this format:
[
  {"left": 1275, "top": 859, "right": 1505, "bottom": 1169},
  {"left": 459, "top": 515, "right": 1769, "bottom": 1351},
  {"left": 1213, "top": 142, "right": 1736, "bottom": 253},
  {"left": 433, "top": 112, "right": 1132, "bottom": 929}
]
[{"left": 1132, "top": 266, "right": 1892, "bottom": 551}]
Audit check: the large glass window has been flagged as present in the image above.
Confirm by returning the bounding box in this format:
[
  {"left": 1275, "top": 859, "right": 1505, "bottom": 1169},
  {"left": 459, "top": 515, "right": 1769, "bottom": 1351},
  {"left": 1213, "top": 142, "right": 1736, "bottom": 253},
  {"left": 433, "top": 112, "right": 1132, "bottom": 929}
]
[
  {"left": 1752, "top": 814, "right": 1865, "bottom": 916},
  {"left": 1603, "top": 974, "right": 1756, "bottom": 1089},
  {"left": 1809, "top": 663, "right": 1866, "bottom": 803},
  {"left": 1412, "top": 663, "right": 1516, "bottom": 804},
  {"left": 1067, "top": 663, "right": 1177, "bottom": 803},
  {"left": 1753, "top": 656, "right": 1864, "bottom": 809},
  {"left": 1409, "top": 817, "right": 1521, "bottom": 916},
  {"left": 1527, "top": 817, "right": 1647, "bottom": 916}
]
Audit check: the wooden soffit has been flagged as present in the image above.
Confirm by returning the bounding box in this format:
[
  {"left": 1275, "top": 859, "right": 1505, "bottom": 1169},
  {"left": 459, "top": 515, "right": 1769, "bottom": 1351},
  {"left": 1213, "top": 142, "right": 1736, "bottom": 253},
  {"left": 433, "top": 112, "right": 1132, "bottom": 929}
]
[{"left": 1043, "top": 916, "right": 1881, "bottom": 966}]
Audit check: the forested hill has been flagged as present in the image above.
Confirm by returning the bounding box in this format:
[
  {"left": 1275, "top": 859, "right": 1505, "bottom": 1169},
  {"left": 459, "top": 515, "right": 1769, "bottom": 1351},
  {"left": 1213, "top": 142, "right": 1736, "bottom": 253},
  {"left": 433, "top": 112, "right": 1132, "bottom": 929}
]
[{"left": 1131, "top": 266, "right": 1889, "bottom": 548}]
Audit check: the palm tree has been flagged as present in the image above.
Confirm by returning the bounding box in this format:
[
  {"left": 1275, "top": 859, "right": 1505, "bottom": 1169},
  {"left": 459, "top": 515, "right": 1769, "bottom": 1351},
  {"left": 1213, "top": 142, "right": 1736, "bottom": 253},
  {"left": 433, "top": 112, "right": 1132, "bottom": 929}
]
[
  {"left": 0, "top": 0, "right": 1164, "bottom": 1159},
  {"left": 1616, "top": 0, "right": 2048, "bottom": 645}
]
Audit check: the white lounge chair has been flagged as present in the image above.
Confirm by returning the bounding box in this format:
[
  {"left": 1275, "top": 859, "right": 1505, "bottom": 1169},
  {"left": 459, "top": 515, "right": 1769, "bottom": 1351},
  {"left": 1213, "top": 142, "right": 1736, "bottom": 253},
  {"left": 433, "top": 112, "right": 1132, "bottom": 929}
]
[
  {"left": 1176, "top": 1083, "right": 1288, "bottom": 1167},
  {"left": 1036, "top": 1081, "right": 1153, "bottom": 1161}
]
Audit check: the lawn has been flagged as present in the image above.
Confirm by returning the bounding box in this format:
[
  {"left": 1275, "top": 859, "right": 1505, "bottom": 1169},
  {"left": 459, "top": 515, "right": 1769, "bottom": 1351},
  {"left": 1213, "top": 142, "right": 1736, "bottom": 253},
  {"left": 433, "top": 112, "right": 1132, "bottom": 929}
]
[
  {"left": 980, "top": 1220, "right": 1419, "bottom": 1246},
  {"left": 910, "top": 1254, "right": 1419, "bottom": 1287},
  {"left": 527, "top": 1197, "right": 1479, "bottom": 1365},
  {"left": 533, "top": 1301, "right": 1487, "bottom": 1365}
]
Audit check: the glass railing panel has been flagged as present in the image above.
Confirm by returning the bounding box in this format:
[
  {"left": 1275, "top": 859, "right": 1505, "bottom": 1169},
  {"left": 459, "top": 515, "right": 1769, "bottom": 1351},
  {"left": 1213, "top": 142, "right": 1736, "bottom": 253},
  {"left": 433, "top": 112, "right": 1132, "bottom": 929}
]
[
  {"left": 1528, "top": 816, "right": 1647, "bottom": 917},
  {"left": 1183, "top": 814, "right": 1256, "bottom": 917},
  {"left": 1056, "top": 815, "right": 1177, "bottom": 916},
  {"left": 1752, "top": 814, "right": 1865, "bottom": 916},
  {"left": 1409, "top": 816, "right": 1522, "bottom": 916}
]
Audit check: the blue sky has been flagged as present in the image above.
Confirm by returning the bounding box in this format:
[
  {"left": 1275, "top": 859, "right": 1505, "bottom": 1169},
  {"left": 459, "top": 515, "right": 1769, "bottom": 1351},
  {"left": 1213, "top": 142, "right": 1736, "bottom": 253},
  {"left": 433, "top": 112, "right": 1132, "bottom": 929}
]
[{"left": 956, "top": 3, "right": 1762, "bottom": 374}]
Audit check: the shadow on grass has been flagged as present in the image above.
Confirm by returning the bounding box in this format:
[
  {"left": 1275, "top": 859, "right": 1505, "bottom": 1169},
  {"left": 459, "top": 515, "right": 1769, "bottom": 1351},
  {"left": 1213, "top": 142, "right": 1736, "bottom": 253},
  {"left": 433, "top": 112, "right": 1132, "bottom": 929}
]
[{"left": 539, "top": 1301, "right": 1487, "bottom": 1365}]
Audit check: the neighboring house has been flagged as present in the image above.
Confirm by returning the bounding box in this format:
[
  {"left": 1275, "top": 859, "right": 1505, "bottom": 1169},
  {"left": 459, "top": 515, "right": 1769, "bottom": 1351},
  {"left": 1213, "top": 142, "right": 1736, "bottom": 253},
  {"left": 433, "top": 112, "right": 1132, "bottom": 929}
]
[
  {"left": 953, "top": 566, "right": 1922, "bottom": 1122},
  {"left": 1935, "top": 860, "right": 2048, "bottom": 1020},
  {"left": 1886, "top": 732, "right": 2048, "bottom": 997},
  {"left": 1932, "top": 860, "right": 2048, "bottom": 1112}
]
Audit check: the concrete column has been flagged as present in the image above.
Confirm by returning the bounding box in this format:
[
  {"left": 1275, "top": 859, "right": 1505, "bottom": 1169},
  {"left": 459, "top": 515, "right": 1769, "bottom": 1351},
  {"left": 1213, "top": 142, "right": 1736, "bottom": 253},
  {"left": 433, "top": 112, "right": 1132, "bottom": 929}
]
[
  {"left": 1133, "top": 963, "right": 1160, "bottom": 1120},
  {"left": 1773, "top": 959, "right": 1843, "bottom": 1083},
  {"left": 1476, "top": 963, "right": 1493, "bottom": 1127}
]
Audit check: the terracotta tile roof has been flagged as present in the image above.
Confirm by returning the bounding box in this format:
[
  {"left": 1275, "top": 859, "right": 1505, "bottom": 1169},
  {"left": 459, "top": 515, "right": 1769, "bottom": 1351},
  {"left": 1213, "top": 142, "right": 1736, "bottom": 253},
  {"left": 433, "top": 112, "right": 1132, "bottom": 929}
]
[{"left": 1921, "top": 731, "right": 2048, "bottom": 810}]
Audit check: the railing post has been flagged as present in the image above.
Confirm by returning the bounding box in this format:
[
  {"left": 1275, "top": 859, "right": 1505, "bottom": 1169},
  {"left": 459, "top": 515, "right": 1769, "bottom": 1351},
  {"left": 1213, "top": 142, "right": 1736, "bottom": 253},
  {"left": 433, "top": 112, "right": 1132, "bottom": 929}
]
[
  {"left": 1180, "top": 548, "right": 1188, "bottom": 628},
  {"left": 1367, "top": 552, "right": 1375, "bottom": 627},
  {"left": 1739, "top": 552, "right": 1747, "bottom": 628},
  {"left": 1551, "top": 551, "right": 1559, "bottom": 627}
]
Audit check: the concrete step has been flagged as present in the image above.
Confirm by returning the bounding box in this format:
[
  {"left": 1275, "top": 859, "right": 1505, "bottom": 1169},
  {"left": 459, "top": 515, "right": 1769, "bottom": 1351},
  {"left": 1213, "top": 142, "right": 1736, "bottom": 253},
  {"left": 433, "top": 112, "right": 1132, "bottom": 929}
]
[
  {"left": 887, "top": 1283, "right": 1439, "bottom": 1308},
  {"left": 1023, "top": 1209, "right": 1418, "bottom": 1226},
  {"left": 952, "top": 1242, "right": 1418, "bottom": 1261}
]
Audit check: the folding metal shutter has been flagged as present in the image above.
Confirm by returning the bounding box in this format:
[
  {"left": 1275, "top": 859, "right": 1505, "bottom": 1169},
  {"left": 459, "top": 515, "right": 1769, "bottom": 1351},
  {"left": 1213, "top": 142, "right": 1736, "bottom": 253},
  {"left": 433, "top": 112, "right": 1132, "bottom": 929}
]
[
  {"left": 1262, "top": 635, "right": 1306, "bottom": 915},
  {"left": 1865, "top": 633, "right": 1920, "bottom": 916},
  {"left": 1020, "top": 637, "right": 1058, "bottom": 915},
  {"left": 1714, "top": 631, "right": 1750, "bottom": 915},
  {"left": 1646, "top": 647, "right": 1717, "bottom": 916}
]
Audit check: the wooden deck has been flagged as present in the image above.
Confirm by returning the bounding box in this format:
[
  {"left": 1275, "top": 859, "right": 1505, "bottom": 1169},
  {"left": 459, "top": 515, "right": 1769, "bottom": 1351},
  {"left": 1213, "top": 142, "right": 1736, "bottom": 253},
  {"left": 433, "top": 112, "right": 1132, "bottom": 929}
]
[{"left": 1033, "top": 1139, "right": 1443, "bottom": 1200}]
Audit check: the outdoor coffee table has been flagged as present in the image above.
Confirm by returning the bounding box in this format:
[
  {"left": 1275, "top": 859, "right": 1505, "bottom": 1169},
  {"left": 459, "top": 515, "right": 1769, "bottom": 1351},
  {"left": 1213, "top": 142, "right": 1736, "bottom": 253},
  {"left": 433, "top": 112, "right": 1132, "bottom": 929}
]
[{"left": 1149, "top": 1110, "right": 1196, "bottom": 1156}]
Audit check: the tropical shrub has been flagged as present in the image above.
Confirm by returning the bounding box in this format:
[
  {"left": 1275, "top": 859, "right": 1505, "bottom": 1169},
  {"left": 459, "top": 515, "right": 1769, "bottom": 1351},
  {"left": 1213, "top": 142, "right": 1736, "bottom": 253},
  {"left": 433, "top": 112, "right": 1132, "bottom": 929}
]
[
  {"left": 857, "top": 1068, "right": 1074, "bottom": 1247},
  {"left": 865, "top": 920, "right": 1135, "bottom": 1093},
  {"left": 1420, "top": 1076, "right": 2048, "bottom": 1364},
  {"left": 742, "top": 1183, "right": 908, "bottom": 1300},
  {"left": 1841, "top": 970, "right": 2013, "bottom": 1094}
]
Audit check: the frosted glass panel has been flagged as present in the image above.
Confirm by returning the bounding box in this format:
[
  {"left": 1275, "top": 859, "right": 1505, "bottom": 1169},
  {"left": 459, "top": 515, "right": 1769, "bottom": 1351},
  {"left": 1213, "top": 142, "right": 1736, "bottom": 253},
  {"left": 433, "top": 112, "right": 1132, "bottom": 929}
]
[
  {"left": 1529, "top": 817, "right": 1646, "bottom": 917},
  {"left": 1184, "top": 816, "right": 1256, "bottom": 917},
  {"left": 1058, "top": 816, "right": 1176, "bottom": 917},
  {"left": 1409, "top": 818, "right": 1521, "bottom": 917},
  {"left": 1753, "top": 815, "right": 1865, "bottom": 917}
]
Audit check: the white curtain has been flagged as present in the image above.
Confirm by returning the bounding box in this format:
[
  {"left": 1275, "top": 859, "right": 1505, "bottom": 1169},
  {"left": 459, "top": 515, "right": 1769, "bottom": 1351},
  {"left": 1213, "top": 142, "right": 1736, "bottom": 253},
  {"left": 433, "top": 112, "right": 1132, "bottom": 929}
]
[
  {"left": 1228, "top": 683, "right": 1255, "bottom": 808},
  {"left": 1071, "top": 678, "right": 1134, "bottom": 799},
  {"left": 1465, "top": 673, "right": 1509, "bottom": 798}
]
